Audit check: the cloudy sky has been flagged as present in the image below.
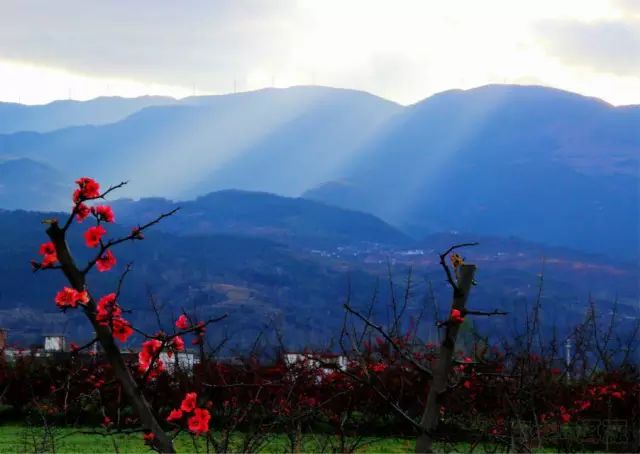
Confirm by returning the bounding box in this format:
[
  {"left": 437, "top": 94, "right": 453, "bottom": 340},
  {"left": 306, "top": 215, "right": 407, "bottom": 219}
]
[{"left": 1, "top": 0, "right": 638, "bottom": 105}]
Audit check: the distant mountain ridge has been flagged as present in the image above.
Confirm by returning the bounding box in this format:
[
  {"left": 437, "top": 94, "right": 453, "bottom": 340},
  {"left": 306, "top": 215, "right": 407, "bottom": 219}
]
[
  {"left": 110, "top": 189, "right": 410, "bottom": 248},
  {"left": 0, "top": 95, "right": 177, "bottom": 134},
  {"left": 0, "top": 84, "right": 637, "bottom": 259},
  {"left": 0, "top": 158, "right": 69, "bottom": 210}
]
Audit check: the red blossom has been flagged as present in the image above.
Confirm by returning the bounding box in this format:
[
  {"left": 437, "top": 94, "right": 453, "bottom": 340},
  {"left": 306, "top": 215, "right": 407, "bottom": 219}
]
[
  {"left": 96, "top": 250, "right": 116, "bottom": 272},
  {"left": 138, "top": 339, "right": 163, "bottom": 377},
  {"left": 41, "top": 253, "right": 58, "bottom": 268},
  {"left": 75, "top": 203, "right": 91, "bottom": 222},
  {"left": 73, "top": 177, "right": 101, "bottom": 202},
  {"left": 575, "top": 400, "right": 591, "bottom": 411},
  {"left": 54, "top": 287, "right": 89, "bottom": 309},
  {"left": 96, "top": 293, "right": 121, "bottom": 324},
  {"left": 166, "top": 408, "right": 183, "bottom": 423},
  {"left": 369, "top": 363, "right": 387, "bottom": 373},
  {"left": 143, "top": 432, "right": 155, "bottom": 443},
  {"left": 131, "top": 226, "right": 144, "bottom": 239},
  {"left": 84, "top": 225, "right": 107, "bottom": 248},
  {"left": 102, "top": 416, "right": 112, "bottom": 427},
  {"left": 112, "top": 318, "right": 133, "bottom": 343},
  {"left": 450, "top": 309, "right": 465, "bottom": 324},
  {"left": 175, "top": 314, "right": 189, "bottom": 330},
  {"left": 37, "top": 242, "right": 59, "bottom": 268},
  {"left": 92, "top": 205, "right": 115, "bottom": 223},
  {"left": 188, "top": 408, "right": 211, "bottom": 435},
  {"left": 181, "top": 392, "right": 198, "bottom": 413},
  {"left": 39, "top": 242, "right": 56, "bottom": 256},
  {"left": 172, "top": 336, "right": 185, "bottom": 352}
]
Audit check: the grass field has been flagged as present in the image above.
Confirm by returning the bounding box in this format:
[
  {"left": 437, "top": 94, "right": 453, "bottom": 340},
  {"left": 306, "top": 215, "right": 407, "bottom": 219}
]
[{"left": 0, "top": 425, "right": 417, "bottom": 453}]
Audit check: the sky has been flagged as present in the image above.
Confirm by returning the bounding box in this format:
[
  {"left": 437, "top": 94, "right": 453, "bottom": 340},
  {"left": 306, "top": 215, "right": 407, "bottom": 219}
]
[{"left": 0, "top": 0, "right": 638, "bottom": 106}]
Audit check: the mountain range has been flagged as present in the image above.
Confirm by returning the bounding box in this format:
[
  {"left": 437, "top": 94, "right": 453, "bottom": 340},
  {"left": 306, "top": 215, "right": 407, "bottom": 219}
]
[
  {"left": 0, "top": 95, "right": 176, "bottom": 134},
  {"left": 0, "top": 84, "right": 637, "bottom": 260}
]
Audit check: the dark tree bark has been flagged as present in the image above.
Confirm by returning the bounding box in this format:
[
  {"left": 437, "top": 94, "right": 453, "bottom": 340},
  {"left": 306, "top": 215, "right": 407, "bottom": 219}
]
[{"left": 415, "top": 264, "right": 476, "bottom": 453}]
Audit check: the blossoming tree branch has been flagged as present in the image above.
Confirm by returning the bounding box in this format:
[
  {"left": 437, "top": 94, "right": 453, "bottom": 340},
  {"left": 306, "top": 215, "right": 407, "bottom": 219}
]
[{"left": 32, "top": 177, "right": 225, "bottom": 453}]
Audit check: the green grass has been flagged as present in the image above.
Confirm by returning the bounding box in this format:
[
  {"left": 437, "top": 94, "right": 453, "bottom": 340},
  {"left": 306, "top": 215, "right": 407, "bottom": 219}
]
[
  {"left": 0, "top": 425, "right": 416, "bottom": 453},
  {"left": 0, "top": 425, "right": 576, "bottom": 453}
]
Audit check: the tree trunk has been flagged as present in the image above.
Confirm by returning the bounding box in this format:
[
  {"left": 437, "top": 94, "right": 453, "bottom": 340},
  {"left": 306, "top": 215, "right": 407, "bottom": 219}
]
[
  {"left": 415, "top": 264, "right": 476, "bottom": 453},
  {"left": 47, "top": 223, "right": 176, "bottom": 453}
]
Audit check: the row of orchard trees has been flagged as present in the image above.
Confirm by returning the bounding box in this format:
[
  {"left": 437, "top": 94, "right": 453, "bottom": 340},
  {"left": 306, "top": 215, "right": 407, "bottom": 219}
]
[{"left": 8, "top": 177, "right": 638, "bottom": 453}]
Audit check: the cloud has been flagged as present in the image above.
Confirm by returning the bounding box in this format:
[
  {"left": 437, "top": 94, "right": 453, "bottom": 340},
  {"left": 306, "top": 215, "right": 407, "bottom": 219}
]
[
  {"left": 0, "top": 0, "right": 298, "bottom": 89},
  {"left": 536, "top": 17, "right": 640, "bottom": 75},
  {"left": 2, "top": 0, "right": 640, "bottom": 105},
  {"left": 612, "top": 0, "right": 640, "bottom": 16}
]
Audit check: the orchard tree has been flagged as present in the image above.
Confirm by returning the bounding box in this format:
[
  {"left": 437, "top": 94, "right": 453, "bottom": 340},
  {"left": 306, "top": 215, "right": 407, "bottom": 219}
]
[
  {"left": 32, "top": 177, "right": 222, "bottom": 453},
  {"left": 335, "top": 244, "right": 510, "bottom": 453}
]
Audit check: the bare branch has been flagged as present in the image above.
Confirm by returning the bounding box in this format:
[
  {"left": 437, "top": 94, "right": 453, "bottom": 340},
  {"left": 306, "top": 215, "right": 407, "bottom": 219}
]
[
  {"left": 82, "top": 208, "right": 180, "bottom": 274},
  {"left": 438, "top": 242, "right": 479, "bottom": 294},
  {"left": 343, "top": 303, "right": 433, "bottom": 378}
]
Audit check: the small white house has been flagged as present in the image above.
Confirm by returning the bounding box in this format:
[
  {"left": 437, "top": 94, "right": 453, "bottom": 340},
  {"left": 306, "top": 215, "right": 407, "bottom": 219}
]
[
  {"left": 158, "top": 351, "right": 199, "bottom": 375},
  {"left": 44, "top": 335, "right": 66, "bottom": 352},
  {"left": 284, "top": 352, "right": 348, "bottom": 382}
]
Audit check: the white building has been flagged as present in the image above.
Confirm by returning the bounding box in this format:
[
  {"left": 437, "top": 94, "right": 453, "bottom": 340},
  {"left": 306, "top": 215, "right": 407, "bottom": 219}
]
[
  {"left": 44, "top": 335, "right": 66, "bottom": 352},
  {"left": 158, "top": 351, "right": 199, "bottom": 375}
]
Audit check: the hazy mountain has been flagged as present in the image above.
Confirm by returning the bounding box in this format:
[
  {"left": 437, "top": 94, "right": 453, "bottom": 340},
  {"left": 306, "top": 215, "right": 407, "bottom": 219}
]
[
  {"left": 0, "top": 86, "right": 401, "bottom": 201},
  {"left": 0, "top": 158, "right": 70, "bottom": 210},
  {"left": 0, "top": 96, "right": 177, "bottom": 134},
  {"left": 0, "top": 84, "right": 637, "bottom": 259},
  {"left": 110, "top": 189, "right": 410, "bottom": 248},
  {"left": 304, "top": 85, "right": 639, "bottom": 259}
]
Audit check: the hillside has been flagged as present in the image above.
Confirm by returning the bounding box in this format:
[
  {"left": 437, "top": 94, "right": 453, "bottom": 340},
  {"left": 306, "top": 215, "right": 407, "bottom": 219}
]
[
  {"left": 110, "top": 190, "right": 410, "bottom": 248},
  {"left": 0, "top": 208, "right": 636, "bottom": 346},
  {"left": 0, "top": 158, "right": 69, "bottom": 210}
]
